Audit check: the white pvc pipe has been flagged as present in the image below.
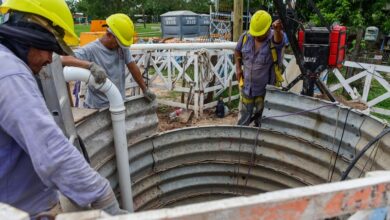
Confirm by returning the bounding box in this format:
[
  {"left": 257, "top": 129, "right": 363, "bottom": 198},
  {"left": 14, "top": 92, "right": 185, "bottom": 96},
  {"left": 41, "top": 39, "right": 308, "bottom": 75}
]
[
  {"left": 63, "top": 66, "right": 134, "bottom": 212},
  {"left": 130, "top": 42, "right": 237, "bottom": 50}
]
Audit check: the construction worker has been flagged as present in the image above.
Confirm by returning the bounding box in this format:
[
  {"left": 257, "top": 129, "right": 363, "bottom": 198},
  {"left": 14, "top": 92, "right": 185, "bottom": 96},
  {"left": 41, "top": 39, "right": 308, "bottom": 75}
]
[
  {"left": 235, "top": 10, "right": 285, "bottom": 126},
  {"left": 0, "top": 0, "right": 126, "bottom": 218},
  {"left": 62, "top": 13, "right": 155, "bottom": 109}
]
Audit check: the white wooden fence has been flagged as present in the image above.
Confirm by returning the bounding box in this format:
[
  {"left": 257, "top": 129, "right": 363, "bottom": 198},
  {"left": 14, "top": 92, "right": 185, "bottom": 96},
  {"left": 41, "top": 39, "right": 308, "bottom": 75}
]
[
  {"left": 329, "top": 61, "right": 390, "bottom": 116},
  {"left": 129, "top": 43, "right": 390, "bottom": 118}
]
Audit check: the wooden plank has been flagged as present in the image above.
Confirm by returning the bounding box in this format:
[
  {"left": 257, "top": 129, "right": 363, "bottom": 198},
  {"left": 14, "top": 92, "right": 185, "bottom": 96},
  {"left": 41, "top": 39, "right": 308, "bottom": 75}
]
[
  {"left": 72, "top": 107, "right": 98, "bottom": 124},
  {"left": 368, "top": 92, "right": 390, "bottom": 107},
  {"left": 328, "top": 70, "right": 367, "bottom": 92},
  {"left": 362, "top": 68, "right": 373, "bottom": 102},
  {"left": 371, "top": 107, "right": 390, "bottom": 116},
  {"left": 330, "top": 69, "right": 358, "bottom": 99}
]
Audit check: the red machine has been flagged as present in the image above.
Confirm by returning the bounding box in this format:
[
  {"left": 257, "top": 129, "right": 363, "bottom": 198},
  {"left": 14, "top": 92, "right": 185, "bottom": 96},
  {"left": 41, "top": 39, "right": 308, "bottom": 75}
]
[{"left": 298, "top": 25, "right": 347, "bottom": 69}]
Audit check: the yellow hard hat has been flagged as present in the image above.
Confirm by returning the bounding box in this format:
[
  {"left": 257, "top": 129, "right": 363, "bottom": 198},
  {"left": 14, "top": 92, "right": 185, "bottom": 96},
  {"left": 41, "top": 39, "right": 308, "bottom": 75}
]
[
  {"left": 0, "top": 0, "right": 79, "bottom": 47},
  {"left": 249, "top": 10, "right": 272, "bottom": 37},
  {"left": 106, "top": 13, "right": 134, "bottom": 47}
]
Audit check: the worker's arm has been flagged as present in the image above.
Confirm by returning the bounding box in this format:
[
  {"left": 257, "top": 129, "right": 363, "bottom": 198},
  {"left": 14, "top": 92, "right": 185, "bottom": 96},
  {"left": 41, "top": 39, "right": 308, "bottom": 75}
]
[
  {"left": 61, "top": 55, "right": 107, "bottom": 84},
  {"left": 0, "top": 72, "right": 121, "bottom": 214},
  {"left": 61, "top": 55, "right": 90, "bottom": 69},
  {"left": 272, "top": 19, "right": 284, "bottom": 44},
  {"left": 127, "top": 61, "right": 156, "bottom": 102},
  {"left": 235, "top": 34, "right": 245, "bottom": 84},
  {"left": 234, "top": 50, "right": 244, "bottom": 82}
]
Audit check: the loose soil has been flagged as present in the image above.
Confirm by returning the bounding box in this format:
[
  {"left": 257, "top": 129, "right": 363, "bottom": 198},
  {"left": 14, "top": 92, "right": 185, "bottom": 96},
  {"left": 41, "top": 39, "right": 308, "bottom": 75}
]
[
  {"left": 157, "top": 106, "right": 238, "bottom": 132},
  {"left": 156, "top": 93, "right": 369, "bottom": 132}
]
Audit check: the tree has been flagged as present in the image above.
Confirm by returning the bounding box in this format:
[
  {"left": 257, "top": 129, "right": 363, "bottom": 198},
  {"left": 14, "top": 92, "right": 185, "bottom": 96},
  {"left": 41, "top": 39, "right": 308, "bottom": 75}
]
[
  {"left": 75, "top": 0, "right": 214, "bottom": 20},
  {"left": 65, "top": 0, "right": 77, "bottom": 15},
  {"left": 295, "top": 0, "right": 389, "bottom": 34}
]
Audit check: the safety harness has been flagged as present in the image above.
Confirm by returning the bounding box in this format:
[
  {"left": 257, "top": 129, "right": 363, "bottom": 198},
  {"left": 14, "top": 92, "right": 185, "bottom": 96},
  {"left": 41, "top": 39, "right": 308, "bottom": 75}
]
[{"left": 241, "top": 32, "right": 284, "bottom": 87}]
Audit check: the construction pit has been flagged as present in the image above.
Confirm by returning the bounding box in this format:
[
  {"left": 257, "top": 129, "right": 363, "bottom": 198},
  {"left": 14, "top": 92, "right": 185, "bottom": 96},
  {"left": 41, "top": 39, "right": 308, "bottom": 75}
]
[
  {"left": 54, "top": 86, "right": 390, "bottom": 219},
  {"left": 2, "top": 48, "right": 390, "bottom": 219}
]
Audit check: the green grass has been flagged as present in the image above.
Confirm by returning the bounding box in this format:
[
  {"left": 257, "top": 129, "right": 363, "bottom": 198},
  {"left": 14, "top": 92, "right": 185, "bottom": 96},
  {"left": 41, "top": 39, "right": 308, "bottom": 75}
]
[
  {"left": 74, "top": 24, "right": 91, "bottom": 37},
  {"left": 367, "top": 78, "right": 390, "bottom": 122},
  {"left": 367, "top": 78, "right": 390, "bottom": 109},
  {"left": 135, "top": 23, "right": 161, "bottom": 38},
  {"left": 372, "top": 113, "right": 390, "bottom": 123},
  {"left": 220, "top": 86, "right": 240, "bottom": 110}
]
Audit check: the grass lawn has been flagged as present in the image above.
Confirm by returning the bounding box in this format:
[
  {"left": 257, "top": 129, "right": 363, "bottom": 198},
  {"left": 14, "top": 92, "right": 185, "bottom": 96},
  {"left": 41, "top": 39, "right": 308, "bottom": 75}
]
[
  {"left": 74, "top": 23, "right": 161, "bottom": 38},
  {"left": 135, "top": 23, "right": 161, "bottom": 38},
  {"left": 74, "top": 24, "right": 90, "bottom": 37},
  {"left": 367, "top": 78, "right": 390, "bottom": 122}
]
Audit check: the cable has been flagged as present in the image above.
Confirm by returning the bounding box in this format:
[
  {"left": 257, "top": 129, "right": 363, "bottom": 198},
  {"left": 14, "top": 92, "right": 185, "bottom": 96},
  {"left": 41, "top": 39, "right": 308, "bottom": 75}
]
[
  {"left": 343, "top": 61, "right": 386, "bottom": 80},
  {"left": 365, "top": 124, "right": 387, "bottom": 173},
  {"left": 235, "top": 126, "right": 243, "bottom": 195},
  {"left": 358, "top": 139, "right": 380, "bottom": 178},
  {"left": 262, "top": 102, "right": 337, "bottom": 121},
  {"left": 329, "top": 108, "right": 351, "bottom": 182},
  {"left": 242, "top": 126, "right": 261, "bottom": 195},
  {"left": 327, "top": 105, "right": 341, "bottom": 181},
  {"left": 285, "top": 15, "right": 304, "bottom": 27},
  {"left": 198, "top": 49, "right": 213, "bottom": 83},
  {"left": 367, "top": 140, "right": 381, "bottom": 171},
  {"left": 341, "top": 127, "right": 390, "bottom": 181}
]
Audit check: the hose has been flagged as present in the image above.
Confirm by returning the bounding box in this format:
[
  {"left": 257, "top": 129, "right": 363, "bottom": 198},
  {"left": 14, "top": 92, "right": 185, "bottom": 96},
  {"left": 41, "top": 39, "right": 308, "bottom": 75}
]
[{"left": 340, "top": 127, "right": 390, "bottom": 181}]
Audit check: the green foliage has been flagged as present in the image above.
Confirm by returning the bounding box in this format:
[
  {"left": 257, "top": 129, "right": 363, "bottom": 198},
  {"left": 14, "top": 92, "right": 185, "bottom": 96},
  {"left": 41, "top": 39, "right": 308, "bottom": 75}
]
[
  {"left": 72, "top": 0, "right": 390, "bottom": 34},
  {"left": 65, "top": 0, "right": 77, "bottom": 14},
  {"left": 296, "top": 0, "right": 389, "bottom": 34},
  {"left": 75, "top": 0, "right": 212, "bottom": 20}
]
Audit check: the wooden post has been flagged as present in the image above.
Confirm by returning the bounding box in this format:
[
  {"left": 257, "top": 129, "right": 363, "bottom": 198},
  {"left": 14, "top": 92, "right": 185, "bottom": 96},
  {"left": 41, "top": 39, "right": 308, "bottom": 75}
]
[
  {"left": 228, "top": 79, "right": 232, "bottom": 105},
  {"left": 233, "top": 0, "right": 243, "bottom": 42}
]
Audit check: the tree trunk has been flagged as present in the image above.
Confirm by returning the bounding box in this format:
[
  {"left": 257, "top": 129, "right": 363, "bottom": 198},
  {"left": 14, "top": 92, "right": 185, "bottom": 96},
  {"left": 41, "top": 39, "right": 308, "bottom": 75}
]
[
  {"left": 344, "top": 28, "right": 364, "bottom": 96},
  {"left": 233, "top": 0, "right": 243, "bottom": 42}
]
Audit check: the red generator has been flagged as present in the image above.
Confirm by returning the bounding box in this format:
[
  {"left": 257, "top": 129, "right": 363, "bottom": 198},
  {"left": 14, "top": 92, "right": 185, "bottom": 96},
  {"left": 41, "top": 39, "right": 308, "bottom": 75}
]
[
  {"left": 328, "top": 25, "right": 347, "bottom": 68},
  {"left": 298, "top": 25, "right": 347, "bottom": 69}
]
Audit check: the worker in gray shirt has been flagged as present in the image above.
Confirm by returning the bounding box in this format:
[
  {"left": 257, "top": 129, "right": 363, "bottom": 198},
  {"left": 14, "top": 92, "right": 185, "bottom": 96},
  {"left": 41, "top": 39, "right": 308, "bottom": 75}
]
[
  {"left": 0, "top": 0, "right": 126, "bottom": 218},
  {"left": 62, "top": 13, "right": 155, "bottom": 109}
]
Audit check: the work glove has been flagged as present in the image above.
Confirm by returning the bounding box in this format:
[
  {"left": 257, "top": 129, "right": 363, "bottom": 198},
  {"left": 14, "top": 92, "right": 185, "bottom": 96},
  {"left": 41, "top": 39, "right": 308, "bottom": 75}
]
[
  {"left": 144, "top": 88, "right": 156, "bottom": 102},
  {"left": 91, "top": 188, "right": 128, "bottom": 216},
  {"left": 89, "top": 62, "right": 107, "bottom": 84}
]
